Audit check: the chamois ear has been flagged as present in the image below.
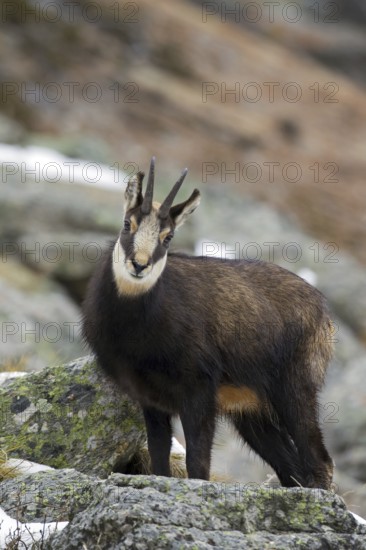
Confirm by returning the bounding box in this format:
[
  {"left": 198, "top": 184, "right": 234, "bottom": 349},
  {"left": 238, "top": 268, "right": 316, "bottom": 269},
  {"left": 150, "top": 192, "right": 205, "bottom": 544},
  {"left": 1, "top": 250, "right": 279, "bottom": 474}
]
[
  {"left": 170, "top": 189, "right": 201, "bottom": 229},
  {"left": 124, "top": 171, "right": 144, "bottom": 212}
]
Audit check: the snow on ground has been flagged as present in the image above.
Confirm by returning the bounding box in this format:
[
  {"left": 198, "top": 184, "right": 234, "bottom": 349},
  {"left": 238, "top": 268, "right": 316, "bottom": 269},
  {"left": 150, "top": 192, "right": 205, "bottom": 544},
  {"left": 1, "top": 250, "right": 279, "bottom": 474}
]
[
  {"left": 3, "top": 459, "right": 53, "bottom": 475},
  {"left": 297, "top": 267, "right": 318, "bottom": 286},
  {"left": 0, "top": 142, "right": 128, "bottom": 190},
  {"left": 171, "top": 437, "right": 186, "bottom": 456},
  {"left": 0, "top": 372, "right": 27, "bottom": 386},
  {"left": 351, "top": 512, "right": 366, "bottom": 526},
  {"left": 0, "top": 507, "right": 68, "bottom": 548}
]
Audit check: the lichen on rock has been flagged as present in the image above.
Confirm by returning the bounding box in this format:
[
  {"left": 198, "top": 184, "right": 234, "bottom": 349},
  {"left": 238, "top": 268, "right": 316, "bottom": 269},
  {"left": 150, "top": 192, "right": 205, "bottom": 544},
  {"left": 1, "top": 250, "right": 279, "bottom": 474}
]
[
  {"left": 2, "top": 470, "right": 363, "bottom": 549},
  {"left": 0, "top": 356, "right": 146, "bottom": 477}
]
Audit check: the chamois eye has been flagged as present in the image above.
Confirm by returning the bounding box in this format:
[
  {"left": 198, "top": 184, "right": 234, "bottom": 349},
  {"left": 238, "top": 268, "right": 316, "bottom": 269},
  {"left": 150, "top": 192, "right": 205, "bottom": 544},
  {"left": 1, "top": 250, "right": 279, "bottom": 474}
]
[
  {"left": 163, "top": 234, "right": 173, "bottom": 247},
  {"left": 123, "top": 219, "right": 131, "bottom": 231}
]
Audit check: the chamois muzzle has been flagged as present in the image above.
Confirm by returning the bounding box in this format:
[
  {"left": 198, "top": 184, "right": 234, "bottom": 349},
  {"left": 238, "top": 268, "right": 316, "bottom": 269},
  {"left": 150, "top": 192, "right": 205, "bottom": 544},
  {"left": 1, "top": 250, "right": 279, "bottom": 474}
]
[{"left": 131, "top": 259, "right": 150, "bottom": 276}]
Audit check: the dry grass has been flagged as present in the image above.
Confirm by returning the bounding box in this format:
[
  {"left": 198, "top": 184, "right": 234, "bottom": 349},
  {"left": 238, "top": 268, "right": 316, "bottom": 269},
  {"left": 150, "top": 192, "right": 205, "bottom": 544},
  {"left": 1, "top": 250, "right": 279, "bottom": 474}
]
[
  {"left": 129, "top": 447, "right": 187, "bottom": 478},
  {"left": 0, "top": 448, "right": 21, "bottom": 481},
  {"left": 0, "top": 355, "right": 28, "bottom": 373}
]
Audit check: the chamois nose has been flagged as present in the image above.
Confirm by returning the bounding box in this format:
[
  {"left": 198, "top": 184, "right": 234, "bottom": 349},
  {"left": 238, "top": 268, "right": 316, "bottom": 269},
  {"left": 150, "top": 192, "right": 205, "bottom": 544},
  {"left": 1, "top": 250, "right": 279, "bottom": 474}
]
[{"left": 131, "top": 259, "right": 148, "bottom": 275}]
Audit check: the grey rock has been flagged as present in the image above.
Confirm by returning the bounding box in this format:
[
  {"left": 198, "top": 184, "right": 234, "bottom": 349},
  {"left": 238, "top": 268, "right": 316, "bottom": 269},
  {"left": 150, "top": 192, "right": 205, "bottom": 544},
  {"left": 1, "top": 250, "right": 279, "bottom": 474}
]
[
  {"left": 326, "top": 357, "right": 366, "bottom": 482},
  {"left": 17, "top": 231, "right": 111, "bottom": 282},
  {"left": 332, "top": 470, "right": 366, "bottom": 522},
  {"left": 3, "top": 470, "right": 364, "bottom": 548},
  {"left": 30, "top": 472, "right": 365, "bottom": 549},
  {"left": 0, "top": 179, "right": 122, "bottom": 242},
  {"left": 18, "top": 230, "right": 114, "bottom": 301},
  {"left": 0, "top": 468, "right": 97, "bottom": 523},
  {"left": 0, "top": 356, "right": 146, "bottom": 477},
  {"left": 0, "top": 114, "right": 26, "bottom": 143},
  {"left": 0, "top": 259, "right": 84, "bottom": 371}
]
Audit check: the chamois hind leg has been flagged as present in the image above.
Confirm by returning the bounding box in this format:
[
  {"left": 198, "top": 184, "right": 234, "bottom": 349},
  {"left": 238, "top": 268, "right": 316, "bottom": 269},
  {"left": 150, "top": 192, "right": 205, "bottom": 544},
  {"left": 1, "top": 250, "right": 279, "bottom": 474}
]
[
  {"left": 180, "top": 396, "right": 217, "bottom": 480},
  {"left": 230, "top": 412, "right": 305, "bottom": 487},
  {"left": 143, "top": 407, "right": 172, "bottom": 477},
  {"left": 273, "top": 390, "right": 333, "bottom": 489}
]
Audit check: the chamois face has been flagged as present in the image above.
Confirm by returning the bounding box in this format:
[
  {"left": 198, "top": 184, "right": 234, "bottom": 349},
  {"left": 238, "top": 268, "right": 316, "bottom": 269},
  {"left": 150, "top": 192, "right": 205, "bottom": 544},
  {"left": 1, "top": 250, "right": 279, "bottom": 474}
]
[{"left": 112, "top": 158, "right": 200, "bottom": 297}]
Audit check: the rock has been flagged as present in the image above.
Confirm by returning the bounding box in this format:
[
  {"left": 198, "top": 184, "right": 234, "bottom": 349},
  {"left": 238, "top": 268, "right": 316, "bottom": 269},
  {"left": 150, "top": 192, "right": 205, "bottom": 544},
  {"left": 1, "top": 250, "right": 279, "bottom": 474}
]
[
  {"left": 18, "top": 231, "right": 111, "bottom": 281},
  {"left": 0, "top": 259, "right": 84, "bottom": 371},
  {"left": 333, "top": 470, "right": 366, "bottom": 522},
  {"left": 2, "top": 470, "right": 363, "bottom": 549},
  {"left": 0, "top": 179, "right": 122, "bottom": 241},
  {"left": 27, "top": 134, "right": 115, "bottom": 165},
  {"left": 0, "top": 356, "right": 146, "bottom": 477},
  {"left": 18, "top": 230, "right": 114, "bottom": 301},
  {"left": 326, "top": 356, "right": 366, "bottom": 483},
  {"left": 0, "top": 114, "right": 26, "bottom": 143},
  {"left": 0, "top": 469, "right": 97, "bottom": 523}
]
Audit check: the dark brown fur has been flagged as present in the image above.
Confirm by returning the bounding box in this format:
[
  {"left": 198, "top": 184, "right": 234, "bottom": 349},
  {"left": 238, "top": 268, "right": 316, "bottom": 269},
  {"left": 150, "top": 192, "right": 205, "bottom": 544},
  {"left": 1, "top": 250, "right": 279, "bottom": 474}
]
[{"left": 82, "top": 245, "right": 334, "bottom": 487}]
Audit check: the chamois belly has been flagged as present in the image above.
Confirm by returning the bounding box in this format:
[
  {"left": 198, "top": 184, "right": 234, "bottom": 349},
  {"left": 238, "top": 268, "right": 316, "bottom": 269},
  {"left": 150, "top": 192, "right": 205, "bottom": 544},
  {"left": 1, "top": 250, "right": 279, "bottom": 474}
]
[
  {"left": 114, "top": 357, "right": 266, "bottom": 416},
  {"left": 113, "top": 362, "right": 187, "bottom": 413},
  {"left": 217, "top": 385, "right": 263, "bottom": 414}
]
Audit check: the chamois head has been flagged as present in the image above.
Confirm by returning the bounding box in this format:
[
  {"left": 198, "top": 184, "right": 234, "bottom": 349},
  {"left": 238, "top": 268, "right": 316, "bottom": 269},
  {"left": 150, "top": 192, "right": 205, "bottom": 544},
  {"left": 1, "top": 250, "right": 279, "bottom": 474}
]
[{"left": 113, "top": 157, "right": 201, "bottom": 296}]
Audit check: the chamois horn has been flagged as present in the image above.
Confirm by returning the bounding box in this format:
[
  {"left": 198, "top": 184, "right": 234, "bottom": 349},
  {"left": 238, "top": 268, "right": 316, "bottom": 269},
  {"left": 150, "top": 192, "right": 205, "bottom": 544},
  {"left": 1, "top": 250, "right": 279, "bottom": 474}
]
[
  {"left": 159, "top": 168, "right": 188, "bottom": 219},
  {"left": 141, "top": 157, "right": 156, "bottom": 214}
]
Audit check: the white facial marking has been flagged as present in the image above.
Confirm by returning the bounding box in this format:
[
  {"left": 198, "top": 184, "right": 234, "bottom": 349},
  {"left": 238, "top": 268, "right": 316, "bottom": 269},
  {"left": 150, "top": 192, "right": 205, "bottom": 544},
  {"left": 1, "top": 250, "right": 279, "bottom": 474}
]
[
  {"left": 133, "top": 214, "right": 160, "bottom": 266},
  {"left": 112, "top": 240, "right": 167, "bottom": 297}
]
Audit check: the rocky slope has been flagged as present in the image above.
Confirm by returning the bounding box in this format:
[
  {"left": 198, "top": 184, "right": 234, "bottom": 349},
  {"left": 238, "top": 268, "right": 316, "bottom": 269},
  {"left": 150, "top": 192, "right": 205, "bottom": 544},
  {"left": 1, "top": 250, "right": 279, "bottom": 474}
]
[{"left": 1, "top": 0, "right": 366, "bottom": 265}]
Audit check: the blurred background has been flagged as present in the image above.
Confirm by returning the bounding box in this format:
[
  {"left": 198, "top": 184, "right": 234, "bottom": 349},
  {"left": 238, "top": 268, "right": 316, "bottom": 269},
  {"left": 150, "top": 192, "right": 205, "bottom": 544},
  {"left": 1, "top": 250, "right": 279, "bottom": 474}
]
[{"left": 1, "top": 0, "right": 366, "bottom": 515}]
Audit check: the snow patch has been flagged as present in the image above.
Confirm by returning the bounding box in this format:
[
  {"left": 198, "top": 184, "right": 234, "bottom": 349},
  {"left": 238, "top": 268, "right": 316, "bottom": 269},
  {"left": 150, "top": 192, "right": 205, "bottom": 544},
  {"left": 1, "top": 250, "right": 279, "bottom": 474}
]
[
  {"left": 171, "top": 437, "right": 186, "bottom": 456},
  {"left": 0, "top": 143, "right": 127, "bottom": 190},
  {"left": 351, "top": 512, "right": 366, "bottom": 525},
  {"left": 0, "top": 372, "right": 27, "bottom": 386},
  {"left": 0, "top": 507, "right": 67, "bottom": 547},
  {"left": 297, "top": 268, "right": 318, "bottom": 286},
  {"left": 3, "top": 459, "right": 54, "bottom": 476}
]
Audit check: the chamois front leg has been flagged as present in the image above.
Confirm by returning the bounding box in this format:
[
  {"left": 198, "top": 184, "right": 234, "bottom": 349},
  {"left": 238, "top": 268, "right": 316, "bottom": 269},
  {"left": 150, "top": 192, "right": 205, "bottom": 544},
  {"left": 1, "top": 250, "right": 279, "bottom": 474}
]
[
  {"left": 143, "top": 406, "right": 172, "bottom": 477},
  {"left": 180, "top": 396, "right": 216, "bottom": 480}
]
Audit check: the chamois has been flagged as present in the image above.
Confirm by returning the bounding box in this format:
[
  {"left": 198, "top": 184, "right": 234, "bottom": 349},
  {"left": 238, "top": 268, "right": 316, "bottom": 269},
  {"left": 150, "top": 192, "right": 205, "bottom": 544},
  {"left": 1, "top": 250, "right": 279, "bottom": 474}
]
[{"left": 82, "top": 158, "right": 334, "bottom": 488}]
